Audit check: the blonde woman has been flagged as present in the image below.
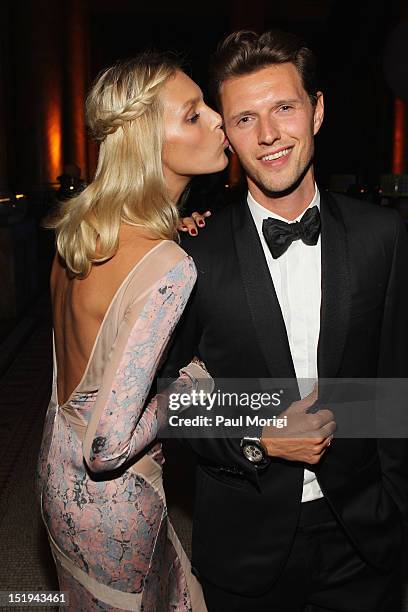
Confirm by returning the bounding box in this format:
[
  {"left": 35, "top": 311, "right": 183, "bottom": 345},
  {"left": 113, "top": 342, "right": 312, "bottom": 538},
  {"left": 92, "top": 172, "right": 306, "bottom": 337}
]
[{"left": 37, "top": 54, "right": 228, "bottom": 611}]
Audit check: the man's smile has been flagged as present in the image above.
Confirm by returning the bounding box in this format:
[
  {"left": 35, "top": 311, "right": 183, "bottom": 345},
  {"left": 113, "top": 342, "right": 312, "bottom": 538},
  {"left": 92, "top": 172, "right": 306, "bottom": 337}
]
[{"left": 258, "top": 146, "right": 293, "bottom": 167}]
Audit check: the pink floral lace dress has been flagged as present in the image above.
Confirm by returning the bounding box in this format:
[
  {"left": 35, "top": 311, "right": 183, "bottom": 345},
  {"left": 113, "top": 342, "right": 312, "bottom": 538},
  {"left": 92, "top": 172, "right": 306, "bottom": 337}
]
[{"left": 37, "top": 241, "right": 208, "bottom": 611}]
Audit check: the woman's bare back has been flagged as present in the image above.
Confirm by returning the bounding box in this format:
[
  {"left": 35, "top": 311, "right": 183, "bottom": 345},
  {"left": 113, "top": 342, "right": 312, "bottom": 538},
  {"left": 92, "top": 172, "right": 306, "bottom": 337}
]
[{"left": 51, "top": 225, "right": 163, "bottom": 406}]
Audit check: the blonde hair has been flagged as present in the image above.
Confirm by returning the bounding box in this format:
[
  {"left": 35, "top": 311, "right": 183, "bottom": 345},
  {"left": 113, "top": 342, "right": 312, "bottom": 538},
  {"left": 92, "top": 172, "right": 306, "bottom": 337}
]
[{"left": 47, "top": 54, "right": 181, "bottom": 278}]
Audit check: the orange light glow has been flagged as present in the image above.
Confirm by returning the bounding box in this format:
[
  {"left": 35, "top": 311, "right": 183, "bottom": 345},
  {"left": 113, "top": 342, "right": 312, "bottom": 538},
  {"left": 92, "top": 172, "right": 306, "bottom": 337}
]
[
  {"left": 392, "top": 97, "right": 407, "bottom": 174},
  {"left": 45, "top": 96, "right": 63, "bottom": 183}
]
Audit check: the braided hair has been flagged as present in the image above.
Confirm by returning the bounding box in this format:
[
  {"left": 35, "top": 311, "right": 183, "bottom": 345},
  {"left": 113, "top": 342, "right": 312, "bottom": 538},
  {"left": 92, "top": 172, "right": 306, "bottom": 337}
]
[{"left": 46, "top": 53, "right": 181, "bottom": 278}]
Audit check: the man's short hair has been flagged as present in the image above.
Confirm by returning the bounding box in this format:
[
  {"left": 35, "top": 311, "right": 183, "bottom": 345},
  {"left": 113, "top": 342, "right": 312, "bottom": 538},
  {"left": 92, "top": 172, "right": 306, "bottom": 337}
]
[{"left": 211, "top": 30, "right": 318, "bottom": 108}]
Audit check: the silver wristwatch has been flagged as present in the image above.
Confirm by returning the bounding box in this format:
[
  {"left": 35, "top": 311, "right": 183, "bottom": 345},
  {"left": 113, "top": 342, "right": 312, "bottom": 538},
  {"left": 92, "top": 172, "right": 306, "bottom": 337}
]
[{"left": 240, "top": 436, "right": 268, "bottom": 465}]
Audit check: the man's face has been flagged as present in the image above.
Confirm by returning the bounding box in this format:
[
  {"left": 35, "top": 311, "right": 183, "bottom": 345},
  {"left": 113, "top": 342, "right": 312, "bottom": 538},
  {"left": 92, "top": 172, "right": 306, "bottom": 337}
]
[{"left": 220, "top": 63, "right": 324, "bottom": 197}]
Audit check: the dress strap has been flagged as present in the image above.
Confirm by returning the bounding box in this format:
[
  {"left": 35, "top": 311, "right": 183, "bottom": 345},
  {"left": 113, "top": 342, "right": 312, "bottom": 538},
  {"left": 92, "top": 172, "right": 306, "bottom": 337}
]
[{"left": 51, "top": 332, "right": 58, "bottom": 407}]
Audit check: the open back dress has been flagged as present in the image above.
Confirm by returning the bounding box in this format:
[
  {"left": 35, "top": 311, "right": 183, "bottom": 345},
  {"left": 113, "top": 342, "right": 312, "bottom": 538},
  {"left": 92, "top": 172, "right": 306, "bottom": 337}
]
[{"left": 37, "top": 240, "right": 207, "bottom": 611}]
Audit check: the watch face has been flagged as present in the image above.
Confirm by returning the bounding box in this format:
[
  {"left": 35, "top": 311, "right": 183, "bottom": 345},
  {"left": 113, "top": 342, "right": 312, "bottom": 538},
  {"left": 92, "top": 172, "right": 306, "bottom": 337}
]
[{"left": 243, "top": 443, "right": 264, "bottom": 463}]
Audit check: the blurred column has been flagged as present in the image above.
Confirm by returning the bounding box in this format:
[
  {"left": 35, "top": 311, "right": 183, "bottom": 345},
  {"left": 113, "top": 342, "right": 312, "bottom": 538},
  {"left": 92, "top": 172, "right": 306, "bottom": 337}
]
[
  {"left": 11, "top": 0, "right": 95, "bottom": 190},
  {"left": 392, "top": 1, "right": 408, "bottom": 174},
  {"left": 228, "top": 0, "right": 266, "bottom": 187},
  {"left": 11, "top": 0, "right": 64, "bottom": 189},
  {"left": 392, "top": 97, "right": 407, "bottom": 174},
  {"left": 32, "top": 0, "right": 64, "bottom": 187},
  {"left": 0, "top": 3, "right": 9, "bottom": 196},
  {"left": 39, "top": 1, "right": 64, "bottom": 186},
  {"left": 64, "top": 0, "right": 92, "bottom": 181}
]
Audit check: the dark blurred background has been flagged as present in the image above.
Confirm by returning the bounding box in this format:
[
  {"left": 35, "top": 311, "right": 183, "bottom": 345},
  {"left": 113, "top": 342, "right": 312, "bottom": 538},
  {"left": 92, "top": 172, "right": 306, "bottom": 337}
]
[{"left": 1, "top": 0, "right": 408, "bottom": 350}]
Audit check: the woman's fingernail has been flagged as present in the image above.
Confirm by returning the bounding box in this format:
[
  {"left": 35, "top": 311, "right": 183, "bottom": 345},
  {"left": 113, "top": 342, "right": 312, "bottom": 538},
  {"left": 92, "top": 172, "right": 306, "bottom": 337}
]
[
  {"left": 204, "top": 211, "right": 211, "bottom": 217},
  {"left": 181, "top": 226, "right": 188, "bottom": 231},
  {"left": 197, "top": 220, "right": 205, "bottom": 227},
  {"left": 190, "top": 229, "right": 198, "bottom": 236}
]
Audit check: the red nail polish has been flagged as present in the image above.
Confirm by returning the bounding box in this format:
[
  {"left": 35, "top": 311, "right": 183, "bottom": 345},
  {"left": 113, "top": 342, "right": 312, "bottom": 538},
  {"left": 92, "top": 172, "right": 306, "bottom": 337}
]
[
  {"left": 190, "top": 229, "right": 198, "bottom": 235},
  {"left": 198, "top": 220, "right": 204, "bottom": 227}
]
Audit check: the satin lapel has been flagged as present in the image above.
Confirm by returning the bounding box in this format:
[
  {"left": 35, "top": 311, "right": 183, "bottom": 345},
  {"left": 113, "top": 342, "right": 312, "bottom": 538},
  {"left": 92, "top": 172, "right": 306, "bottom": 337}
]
[
  {"left": 318, "top": 192, "right": 351, "bottom": 381},
  {"left": 232, "top": 198, "right": 296, "bottom": 379}
]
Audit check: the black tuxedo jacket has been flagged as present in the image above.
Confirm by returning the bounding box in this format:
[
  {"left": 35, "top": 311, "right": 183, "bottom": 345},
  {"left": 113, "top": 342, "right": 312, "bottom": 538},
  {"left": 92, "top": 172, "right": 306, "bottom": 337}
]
[{"left": 161, "top": 191, "right": 408, "bottom": 596}]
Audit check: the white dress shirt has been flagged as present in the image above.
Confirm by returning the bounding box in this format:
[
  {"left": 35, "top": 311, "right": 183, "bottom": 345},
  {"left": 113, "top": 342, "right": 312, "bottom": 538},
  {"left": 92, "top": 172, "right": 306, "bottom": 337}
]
[{"left": 247, "top": 185, "right": 323, "bottom": 502}]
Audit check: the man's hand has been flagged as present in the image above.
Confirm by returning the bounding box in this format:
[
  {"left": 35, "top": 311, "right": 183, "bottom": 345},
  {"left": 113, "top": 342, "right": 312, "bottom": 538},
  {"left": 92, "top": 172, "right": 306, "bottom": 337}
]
[
  {"left": 178, "top": 211, "right": 211, "bottom": 236},
  {"left": 261, "top": 388, "right": 336, "bottom": 464}
]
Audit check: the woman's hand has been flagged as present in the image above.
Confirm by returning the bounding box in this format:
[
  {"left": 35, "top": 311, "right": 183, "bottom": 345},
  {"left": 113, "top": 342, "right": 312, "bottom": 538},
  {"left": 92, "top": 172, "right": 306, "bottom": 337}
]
[
  {"left": 178, "top": 211, "right": 211, "bottom": 236},
  {"left": 179, "top": 358, "right": 214, "bottom": 396},
  {"left": 191, "top": 355, "right": 210, "bottom": 375}
]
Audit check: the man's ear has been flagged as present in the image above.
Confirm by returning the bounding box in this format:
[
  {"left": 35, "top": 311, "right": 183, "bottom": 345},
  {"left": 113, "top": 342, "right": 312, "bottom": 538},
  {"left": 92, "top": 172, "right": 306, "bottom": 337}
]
[{"left": 313, "top": 92, "right": 324, "bottom": 136}]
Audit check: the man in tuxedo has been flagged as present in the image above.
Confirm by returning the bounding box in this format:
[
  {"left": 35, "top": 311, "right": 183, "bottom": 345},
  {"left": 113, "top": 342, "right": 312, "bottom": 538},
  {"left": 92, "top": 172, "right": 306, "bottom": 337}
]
[{"left": 162, "top": 30, "right": 408, "bottom": 611}]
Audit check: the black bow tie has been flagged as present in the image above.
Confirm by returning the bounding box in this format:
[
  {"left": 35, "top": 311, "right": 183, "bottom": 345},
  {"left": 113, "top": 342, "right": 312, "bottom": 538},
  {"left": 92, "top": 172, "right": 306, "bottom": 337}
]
[{"left": 262, "top": 206, "right": 321, "bottom": 259}]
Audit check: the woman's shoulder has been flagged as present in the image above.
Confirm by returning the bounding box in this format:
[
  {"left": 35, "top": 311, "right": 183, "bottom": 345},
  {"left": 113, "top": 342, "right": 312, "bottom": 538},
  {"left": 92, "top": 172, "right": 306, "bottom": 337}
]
[
  {"left": 152, "top": 237, "right": 190, "bottom": 261},
  {"left": 125, "top": 238, "right": 193, "bottom": 278},
  {"left": 118, "top": 239, "right": 196, "bottom": 308}
]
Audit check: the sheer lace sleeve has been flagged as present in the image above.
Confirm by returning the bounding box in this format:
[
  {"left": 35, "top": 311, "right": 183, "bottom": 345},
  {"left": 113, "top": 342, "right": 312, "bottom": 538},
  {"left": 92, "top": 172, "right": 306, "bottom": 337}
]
[{"left": 83, "top": 256, "right": 197, "bottom": 473}]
